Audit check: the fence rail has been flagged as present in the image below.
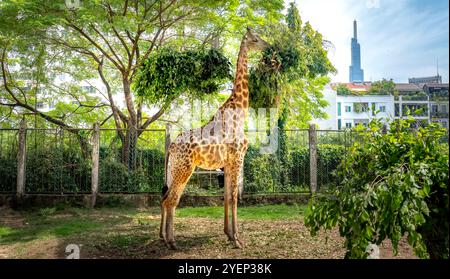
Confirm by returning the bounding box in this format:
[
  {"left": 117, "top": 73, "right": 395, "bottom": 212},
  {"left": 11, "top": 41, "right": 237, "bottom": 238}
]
[{"left": 0, "top": 121, "right": 354, "bottom": 205}]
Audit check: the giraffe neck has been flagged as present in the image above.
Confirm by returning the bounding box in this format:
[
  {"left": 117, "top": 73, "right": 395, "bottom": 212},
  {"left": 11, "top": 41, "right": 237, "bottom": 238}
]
[{"left": 228, "top": 38, "right": 249, "bottom": 110}]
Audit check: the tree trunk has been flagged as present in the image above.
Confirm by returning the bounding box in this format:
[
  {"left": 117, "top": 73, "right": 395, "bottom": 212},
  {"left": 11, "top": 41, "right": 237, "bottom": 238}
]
[
  {"left": 277, "top": 107, "right": 290, "bottom": 189},
  {"left": 121, "top": 121, "right": 138, "bottom": 170},
  {"left": 77, "top": 133, "right": 91, "bottom": 160}
]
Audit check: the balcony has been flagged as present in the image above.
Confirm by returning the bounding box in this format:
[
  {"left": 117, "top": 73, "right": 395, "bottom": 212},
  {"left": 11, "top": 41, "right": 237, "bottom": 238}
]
[
  {"left": 431, "top": 112, "right": 449, "bottom": 119},
  {"left": 401, "top": 95, "right": 428, "bottom": 101}
]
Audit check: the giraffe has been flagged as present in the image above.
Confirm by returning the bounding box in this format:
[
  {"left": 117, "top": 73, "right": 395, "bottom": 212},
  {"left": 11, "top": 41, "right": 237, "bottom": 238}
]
[{"left": 160, "top": 27, "right": 269, "bottom": 250}]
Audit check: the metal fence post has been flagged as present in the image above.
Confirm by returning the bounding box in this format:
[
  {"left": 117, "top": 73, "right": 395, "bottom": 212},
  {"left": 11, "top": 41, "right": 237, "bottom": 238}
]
[
  {"left": 16, "top": 119, "right": 27, "bottom": 198},
  {"left": 309, "top": 123, "right": 317, "bottom": 194},
  {"left": 90, "top": 122, "right": 100, "bottom": 207}
]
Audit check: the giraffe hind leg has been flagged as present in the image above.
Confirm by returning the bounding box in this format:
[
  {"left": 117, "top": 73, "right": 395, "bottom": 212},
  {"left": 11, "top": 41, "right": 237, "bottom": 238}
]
[
  {"left": 162, "top": 163, "right": 194, "bottom": 250},
  {"left": 160, "top": 185, "right": 169, "bottom": 239}
]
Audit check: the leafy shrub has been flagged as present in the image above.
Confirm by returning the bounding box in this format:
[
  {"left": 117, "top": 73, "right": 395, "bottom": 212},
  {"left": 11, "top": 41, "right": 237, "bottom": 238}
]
[
  {"left": 25, "top": 146, "right": 91, "bottom": 193},
  {"left": 98, "top": 148, "right": 164, "bottom": 193},
  {"left": 317, "top": 144, "right": 346, "bottom": 190},
  {"left": 288, "top": 144, "right": 345, "bottom": 191},
  {"left": 305, "top": 118, "right": 449, "bottom": 259},
  {"left": 243, "top": 144, "right": 345, "bottom": 193},
  {"left": 1, "top": 135, "right": 346, "bottom": 194},
  {"left": 289, "top": 146, "right": 310, "bottom": 189},
  {"left": 0, "top": 156, "right": 17, "bottom": 192},
  {"left": 244, "top": 146, "right": 281, "bottom": 193}
]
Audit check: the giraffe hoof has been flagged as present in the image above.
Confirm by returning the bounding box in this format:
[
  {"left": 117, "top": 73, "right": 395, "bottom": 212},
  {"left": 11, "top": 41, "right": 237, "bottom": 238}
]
[
  {"left": 166, "top": 241, "right": 178, "bottom": 250},
  {"left": 224, "top": 230, "right": 234, "bottom": 241},
  {"left": 234, "top": 239, "right": 244, "bottom": 249}
]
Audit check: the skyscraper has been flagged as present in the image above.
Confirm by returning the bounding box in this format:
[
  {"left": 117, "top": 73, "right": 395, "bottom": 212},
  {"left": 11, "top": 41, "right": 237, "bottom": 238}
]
[{"left": 349, "top": 20, "right": 364, "bottom": 82}]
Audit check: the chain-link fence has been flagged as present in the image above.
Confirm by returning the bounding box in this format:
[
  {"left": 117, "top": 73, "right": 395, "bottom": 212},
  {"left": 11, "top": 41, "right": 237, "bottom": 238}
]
[
  {"left": 0, "top": 125, "right": 354, "bottom": 195},
  {"left": 98, "top": 129, "right": 165, "bottom": 193},
  {"left": 0, "top": 129, "right": 18, "bottom": 192},
  {"left": 25, "top": 128, "right": 92, "bottom": 193}
]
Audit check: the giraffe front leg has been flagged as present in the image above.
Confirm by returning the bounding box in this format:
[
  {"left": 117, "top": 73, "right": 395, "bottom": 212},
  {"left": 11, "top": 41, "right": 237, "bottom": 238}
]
[
  {"left": 165, "top": 205, "right": 178, "bottom": 250},
  {"left": 230, "top": 164, "right": 244, "bottom": 249},
  {"left": 223, "top": 167, "right": 233, "bottom": 241}
]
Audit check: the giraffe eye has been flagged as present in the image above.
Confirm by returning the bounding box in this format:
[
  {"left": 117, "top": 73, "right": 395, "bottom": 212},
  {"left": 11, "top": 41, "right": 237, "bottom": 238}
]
[{"left": 253, "top": 39, "right": 258, "bottom": 42}]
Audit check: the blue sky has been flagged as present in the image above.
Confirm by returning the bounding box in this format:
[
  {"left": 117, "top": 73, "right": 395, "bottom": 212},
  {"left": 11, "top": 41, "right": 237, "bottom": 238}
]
[{"left": 291, "top": 0, "right": 449, "bottom": 83}]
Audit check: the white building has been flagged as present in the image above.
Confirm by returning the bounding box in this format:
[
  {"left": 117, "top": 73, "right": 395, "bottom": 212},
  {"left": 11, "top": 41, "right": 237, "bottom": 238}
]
[
  {"left": 314, "top": 82, "right": 449, "bottom": 130},
  {"left": 336, "top": 94, "right": 393, "bottom": 129},
  {"left": 315, "top": 83, "right": 394, "bottom": 130}
]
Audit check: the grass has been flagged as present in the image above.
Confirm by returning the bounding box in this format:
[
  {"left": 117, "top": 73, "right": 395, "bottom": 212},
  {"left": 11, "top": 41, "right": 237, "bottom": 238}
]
[
  {"left": 0, "top": 217, "right": 104, "bottom": 244},
  {"left": 176, "top": 204, "right": 306, "bottom": 220}
]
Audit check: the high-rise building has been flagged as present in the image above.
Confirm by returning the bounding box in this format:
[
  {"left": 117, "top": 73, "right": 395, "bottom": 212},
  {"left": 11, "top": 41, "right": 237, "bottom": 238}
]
[{"left": 349, "top": 20, "right": 364, "bottom": 82}]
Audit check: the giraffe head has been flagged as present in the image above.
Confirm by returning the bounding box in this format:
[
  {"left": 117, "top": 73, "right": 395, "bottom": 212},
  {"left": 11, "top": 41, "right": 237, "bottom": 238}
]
[{"left": 244, "top": 27, "right": 269, "bottom": 51}]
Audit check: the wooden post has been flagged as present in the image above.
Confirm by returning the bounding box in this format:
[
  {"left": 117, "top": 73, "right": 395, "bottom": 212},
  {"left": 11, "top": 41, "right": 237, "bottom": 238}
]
[
  {"left": 164, "top": 124, "right": 171, "bottom": 185},
  {"left": 90, "top": 122, "right": 100, "bottom": 208},
  {"left": 16, "top": 119, "right": 27, "bottom": 199},
  {"left": 309, "top": 123, "right": 317, "bottom": 194}
]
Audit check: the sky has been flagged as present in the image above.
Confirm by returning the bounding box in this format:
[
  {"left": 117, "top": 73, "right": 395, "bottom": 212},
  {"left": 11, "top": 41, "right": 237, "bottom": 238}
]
[{"left": 290, "top": 0, "right": 449, "bottom": 83}]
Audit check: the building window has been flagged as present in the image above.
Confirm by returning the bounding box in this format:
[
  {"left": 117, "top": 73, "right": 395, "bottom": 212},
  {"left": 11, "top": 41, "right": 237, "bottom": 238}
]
[
  {"left": 345, "top": 122, "right": 352, "bottom": 129},
  {"left": 440, "top": 104, "right": 448, "bottom": 113},
  {"left": 379, "top": 106, "right": 386, "bottom": 112},
  {"left": 432, "top": 104, "right": 438, "bottom": 113},
  {"left": 36, "top": 102, "right": 44, "bottom": 109},
  {"left": 395, "top": 104, "right": 400, "bottom": 117},
  {"left": 48, "top": 101, "right": 55, "bottom": 109},
  {"left": 338, "top": 119, "right": 342, "bottom": 130},
  {"left": 337, "top": 102, "right": 341, "bottom": 116},
  {"left": 345, "top": 106, "right": 351, "bottom": 112},
  {"left": 354, "top": 102, "right": 369, "bottom": 113},
  {"left": 82, "top": 86, "right": 95, "bottom": 94}
]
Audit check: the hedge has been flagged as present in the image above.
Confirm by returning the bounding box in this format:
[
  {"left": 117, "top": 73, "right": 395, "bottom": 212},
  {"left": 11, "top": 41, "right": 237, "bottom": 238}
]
[{"left": 0, "top": 144, "right": 346, "bottom": 193}]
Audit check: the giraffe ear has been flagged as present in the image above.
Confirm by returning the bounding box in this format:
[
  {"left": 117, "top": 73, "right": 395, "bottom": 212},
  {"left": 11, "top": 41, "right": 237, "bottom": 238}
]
[{"left": 246, "top": 26, "right": 252, "bottom": 32}]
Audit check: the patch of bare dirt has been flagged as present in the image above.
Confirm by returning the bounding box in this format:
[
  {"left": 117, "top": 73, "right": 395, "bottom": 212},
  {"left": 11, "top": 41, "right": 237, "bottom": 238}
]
[
  {"left": 0, "top": 206, "right": 26, "bottom": 228},
  {"left": 0, "top": 208, "right": 418, "bottom": 259}
]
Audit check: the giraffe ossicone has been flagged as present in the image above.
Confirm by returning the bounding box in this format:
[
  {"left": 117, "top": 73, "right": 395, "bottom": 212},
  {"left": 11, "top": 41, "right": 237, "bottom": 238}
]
[{"left": 160, "top": 28, "right": 270, "bottom": 250}]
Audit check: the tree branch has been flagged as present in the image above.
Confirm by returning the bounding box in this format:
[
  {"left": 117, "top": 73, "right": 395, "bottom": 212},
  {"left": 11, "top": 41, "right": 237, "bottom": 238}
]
[
  {"left": 97, "top": 58, "right": 126, "bottom": 141},
  {"left": 65, "top": 19, "right": 123, "bottom": 70},
  {"left": 89, "top": 23, "right": 125, "bottom": 69}
]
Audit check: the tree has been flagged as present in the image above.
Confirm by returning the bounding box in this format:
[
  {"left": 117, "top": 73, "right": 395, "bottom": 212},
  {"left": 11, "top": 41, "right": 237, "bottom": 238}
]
[
  {"left": 369, "top": 79, "right": 398, "bottom": 95},
  {"left": 248, "top": 2, "right": 335, "bottom": 188},
  {"left": 305, "top": 118, "right": 449, "bottom": 259},
  {"left": 0, "top": 0, "right": 284, "bottom": 166},
  {"left": 336, "top": 84, "right": 352, "bottom": 95}
]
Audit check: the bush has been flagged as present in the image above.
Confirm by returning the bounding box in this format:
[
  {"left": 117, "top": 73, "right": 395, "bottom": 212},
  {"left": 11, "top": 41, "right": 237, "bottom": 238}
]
[
  {"left": 98, "top": 148, "right": 164, "bottom": 193},
  {"left": 305, "top": 118, "right": 449, "bottom": 259},
  {"left": 25, "top": 146, "right": 91, "bottom": 193},
  {"left": 244, "top": 146, "right": 281, "bottom": 193},
  {"left": 0, "top": 156, "right": 17, "bottom": 192},
  {"left": 243, "top": 144, "right": 345, "bottom": 193},
  {"left": 0, "top": 133, "right": 346, "bottom": 194}
]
